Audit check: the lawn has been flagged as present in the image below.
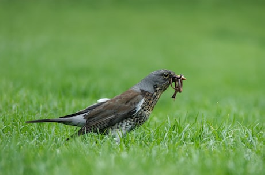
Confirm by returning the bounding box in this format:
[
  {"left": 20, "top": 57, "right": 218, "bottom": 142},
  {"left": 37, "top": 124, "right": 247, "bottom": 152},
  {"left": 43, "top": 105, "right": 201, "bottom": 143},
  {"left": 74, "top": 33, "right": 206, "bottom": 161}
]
[{"left": 0, "top": 1, "right": 264, "bottom": 175}]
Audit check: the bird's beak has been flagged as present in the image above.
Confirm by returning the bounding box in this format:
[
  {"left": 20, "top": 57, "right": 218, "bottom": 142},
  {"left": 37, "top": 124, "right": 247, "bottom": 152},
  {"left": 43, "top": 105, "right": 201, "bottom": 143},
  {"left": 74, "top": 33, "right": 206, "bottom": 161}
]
[{"left": 172, "top": 74, "right": 186, "bottom": 82}]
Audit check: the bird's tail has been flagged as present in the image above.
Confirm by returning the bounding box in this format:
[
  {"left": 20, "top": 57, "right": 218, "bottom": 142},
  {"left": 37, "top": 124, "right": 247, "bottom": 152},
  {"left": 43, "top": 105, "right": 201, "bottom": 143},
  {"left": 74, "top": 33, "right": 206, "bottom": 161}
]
[
  {"left": 26, "top": 118, "right": 67, "bottom": 124},
  {"left": 26, "top": 113, "right": 86, "bottom": 127}
]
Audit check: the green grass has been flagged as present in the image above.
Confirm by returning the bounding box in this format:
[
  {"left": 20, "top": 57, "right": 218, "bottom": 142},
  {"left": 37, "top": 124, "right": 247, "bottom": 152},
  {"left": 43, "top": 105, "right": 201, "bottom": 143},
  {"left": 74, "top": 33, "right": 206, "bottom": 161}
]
[{"left": 0, "top": 1, "right": 264, "bottom": 175}]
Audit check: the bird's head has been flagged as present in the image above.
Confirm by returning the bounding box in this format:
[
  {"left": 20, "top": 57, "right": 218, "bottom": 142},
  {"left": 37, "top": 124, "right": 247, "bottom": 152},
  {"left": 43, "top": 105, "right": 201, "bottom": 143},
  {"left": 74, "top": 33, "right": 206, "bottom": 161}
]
[{"left": 133, "top": 69, "right": 186, "bottom": 99}]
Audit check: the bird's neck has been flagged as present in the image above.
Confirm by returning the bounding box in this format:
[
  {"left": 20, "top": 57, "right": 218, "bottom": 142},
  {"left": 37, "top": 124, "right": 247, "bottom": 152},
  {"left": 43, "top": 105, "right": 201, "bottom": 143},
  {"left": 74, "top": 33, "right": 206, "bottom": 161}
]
[
  {"left": 140, "top": 88, "right": 164, "bottom": 113},
  {"left": 131, "top": 80, "right": 154, "bottom": 93}
]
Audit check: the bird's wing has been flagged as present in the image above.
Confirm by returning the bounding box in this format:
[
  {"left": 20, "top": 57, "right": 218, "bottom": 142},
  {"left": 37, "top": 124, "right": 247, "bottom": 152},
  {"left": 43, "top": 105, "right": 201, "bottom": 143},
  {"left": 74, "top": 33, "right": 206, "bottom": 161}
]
[
  {"left": 55, "top": 98, "right": 111, "bottom": 126},
  {"left": 83, "top": 89, "right": 144, "bottom": 131}
]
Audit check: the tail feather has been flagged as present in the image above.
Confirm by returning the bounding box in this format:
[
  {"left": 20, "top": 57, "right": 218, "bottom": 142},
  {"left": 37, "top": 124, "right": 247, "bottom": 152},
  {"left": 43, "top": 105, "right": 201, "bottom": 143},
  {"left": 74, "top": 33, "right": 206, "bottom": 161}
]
[
  {"left": 26, "top": 98, "right": 108, "bottom": 127},
  {"left": 26, "top": 98, "right": 110, "bottom": 141},
  {"left": 26, "top": 114, "right": 86, "bottom": 127},
  {"left": 26, "top": 118, "right": 66, "bottom": 124}
]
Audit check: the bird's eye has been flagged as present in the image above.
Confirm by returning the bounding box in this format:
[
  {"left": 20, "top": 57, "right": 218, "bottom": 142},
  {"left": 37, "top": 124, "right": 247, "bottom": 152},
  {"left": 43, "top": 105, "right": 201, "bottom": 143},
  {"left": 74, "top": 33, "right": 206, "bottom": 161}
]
[{"left": 163, "top": 73, "right": 169, "bottom": 78}]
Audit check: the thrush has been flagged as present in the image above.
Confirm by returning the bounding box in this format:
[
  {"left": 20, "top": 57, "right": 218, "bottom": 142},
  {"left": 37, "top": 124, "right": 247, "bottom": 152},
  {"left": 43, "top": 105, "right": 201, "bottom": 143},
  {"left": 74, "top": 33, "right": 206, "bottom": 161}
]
[{"left": 26, "top": 69, "right": 186, "bottom": 142}]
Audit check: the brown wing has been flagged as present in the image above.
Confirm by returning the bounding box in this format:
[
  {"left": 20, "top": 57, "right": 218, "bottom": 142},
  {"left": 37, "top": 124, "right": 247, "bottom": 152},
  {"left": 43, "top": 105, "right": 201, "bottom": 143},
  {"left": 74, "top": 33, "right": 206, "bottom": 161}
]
[{"left": 83, "top": 89, "right": 143, "bottom": 132}]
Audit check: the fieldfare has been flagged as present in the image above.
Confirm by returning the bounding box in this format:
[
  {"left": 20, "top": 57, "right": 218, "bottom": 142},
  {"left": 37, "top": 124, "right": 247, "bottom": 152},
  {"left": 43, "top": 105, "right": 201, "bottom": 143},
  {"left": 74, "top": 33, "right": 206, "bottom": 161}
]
[{"left": 26, "top": 69, "right": 186, "bottom": 142}]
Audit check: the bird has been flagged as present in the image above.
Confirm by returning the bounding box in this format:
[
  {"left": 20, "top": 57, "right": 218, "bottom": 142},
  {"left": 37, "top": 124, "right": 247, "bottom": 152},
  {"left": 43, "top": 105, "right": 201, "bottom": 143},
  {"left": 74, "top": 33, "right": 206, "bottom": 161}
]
[{"left": 26, "top": 69, "right": 186, "bottom": 142}]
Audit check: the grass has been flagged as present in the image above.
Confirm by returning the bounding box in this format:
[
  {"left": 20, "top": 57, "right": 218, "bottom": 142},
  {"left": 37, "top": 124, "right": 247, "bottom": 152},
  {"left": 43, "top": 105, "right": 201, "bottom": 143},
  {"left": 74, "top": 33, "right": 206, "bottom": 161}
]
[{"left": 0, "top": 1, "right": 264, "bottom": 175}]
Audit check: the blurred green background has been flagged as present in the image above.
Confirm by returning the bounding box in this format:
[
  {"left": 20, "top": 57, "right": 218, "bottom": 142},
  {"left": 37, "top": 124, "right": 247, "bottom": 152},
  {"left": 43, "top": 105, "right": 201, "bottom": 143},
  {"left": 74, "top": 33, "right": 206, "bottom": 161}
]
[{"left": 0, "top": 0, "right": 264, "bottom": 175}]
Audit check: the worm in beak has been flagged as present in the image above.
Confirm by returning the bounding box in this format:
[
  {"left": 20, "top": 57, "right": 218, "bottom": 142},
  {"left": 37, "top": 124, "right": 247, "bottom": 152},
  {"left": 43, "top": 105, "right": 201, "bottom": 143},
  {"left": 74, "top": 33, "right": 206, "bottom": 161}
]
[{"left": 170, "top": 74, "right": 186, "bottom": 99}]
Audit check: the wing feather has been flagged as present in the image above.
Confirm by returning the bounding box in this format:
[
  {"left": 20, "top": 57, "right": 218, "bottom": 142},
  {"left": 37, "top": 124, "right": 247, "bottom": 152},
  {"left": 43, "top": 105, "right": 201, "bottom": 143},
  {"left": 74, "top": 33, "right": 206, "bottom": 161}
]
[{"left": 83, "top": 89, "right": 144, "bottom": 131}]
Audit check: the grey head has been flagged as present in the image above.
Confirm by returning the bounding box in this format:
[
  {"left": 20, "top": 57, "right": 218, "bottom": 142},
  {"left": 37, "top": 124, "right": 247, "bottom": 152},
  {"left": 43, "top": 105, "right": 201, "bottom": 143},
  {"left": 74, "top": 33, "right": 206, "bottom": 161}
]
[{"left": 131, "top": 69, "right": 178, "bottom": 93}]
